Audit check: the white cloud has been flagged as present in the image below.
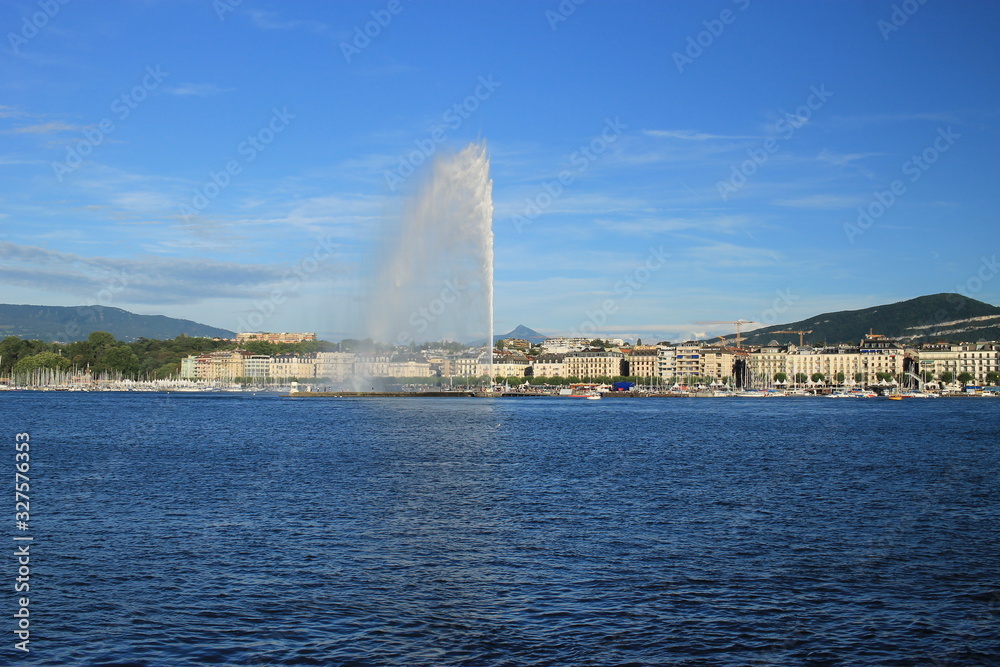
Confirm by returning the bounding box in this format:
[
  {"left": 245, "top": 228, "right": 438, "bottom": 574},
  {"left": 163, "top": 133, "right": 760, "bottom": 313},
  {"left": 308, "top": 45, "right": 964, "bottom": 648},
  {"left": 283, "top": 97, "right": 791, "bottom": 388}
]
[
  {"left": 165, "top": 83, "right": 233, "bottom": 97},
  {"left": 643, "top": 129, "right": 758, "bottom": 141},
  {"left": 248, "top": 10, "right": 328, "bottom": 33},
  {"left": 7, "top": 121, "right": 82, "bottom": 135},
  {"left": 0, "top": 241, "right": 338, "bottom": 305},
  {"left": 772, "top": 194, "right": 863, "bottom": 209}
]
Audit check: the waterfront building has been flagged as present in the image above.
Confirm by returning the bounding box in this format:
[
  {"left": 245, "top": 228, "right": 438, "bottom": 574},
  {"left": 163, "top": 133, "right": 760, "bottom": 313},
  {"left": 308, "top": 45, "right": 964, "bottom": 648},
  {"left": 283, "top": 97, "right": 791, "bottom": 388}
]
[
  {"left": 672, "top": 344, "right": 704, "bottom": 379},
  {"left": 564, "top": 349, "right": 626, "bottom": 379},
  {"left": 919, "top": 342, "right": 1000, "bottom": 384},
  {"left": 270, "top": 354, "right": 317, "bottom": 380},
  {"left": 180, "top": 355, "right": 197, "bottom": 380},
  {"left": 625, "top": 347, "right": 659, "bottom": 380},
  {"left": 354, "top": 355, "right": 391, "bottom": 379},
  {"left": 748, "top": 344, "right": 790, "bottom": 384},
  {"left": 315, "top": 352, "right": 356, "bottom": 381},
  {"left": 699, "top": 346, "right": 737, "bottom": 383},
  {"left": 243, "top": 354, "right": 270, "bottom": 380},
  {"left": 656, "top": 346, "right": 676, "bottom": 381},
  {"left": 531, "top": 353, "right": 567, "bottom": 378},
  {"left": 492, "top": 352, "right": 531, "bottom": 379},
  {"left": 958, "top": 342, "right": 1000, "bottom": 383},
  {"left": 192, "top": 349, "right": 247, "bottom": 381},
  {"left": 858, "top": 335, "right": 905, "bottom": 382},
  {"left": 387, "top": 353, "right": 434, "bottom": 377},
  {"left": 441, "top": 353, "right": 483, "bottom": 379}
]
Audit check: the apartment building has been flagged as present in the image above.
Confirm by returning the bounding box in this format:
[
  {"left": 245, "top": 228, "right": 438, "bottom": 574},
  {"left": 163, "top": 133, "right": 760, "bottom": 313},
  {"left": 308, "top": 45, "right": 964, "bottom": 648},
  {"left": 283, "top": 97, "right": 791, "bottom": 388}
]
[
  {"left": 657, "top": 346, "right": 676, "bottom": 380},
  {"left": 919, "top": 342, "right": 1000, "bottom": 384},
  {"left": 315, "top": 352, "right": 355, "bottom": 381},
  {"left": 243, "top": 354, "right": 271, "bottom": 380},
  {"left": 492, "top": 352, "right": 531, "bottom": 378},
  {"left": 564, "top": 349, "right": 626, "bottom": 379},
  {"left": 699, "top": 346, "right": 737, "bottom": 382},
  {"left": 625, "top": 347, "right": 659, "bottom": 379},
  {"left": 672, "top": 344, "right": 704, "bottom": 379},
  {"left": 441, "top": 353, "right": 484, "bottom": 379},
  {"left": 387, "top": 353, "right": 434, "bottom": 377},
  {"left": 531, "top": 353, "right": 566, "bottom": 378},
  {"left": 270, "top": 354, "right": 317, "bottom": 379}
]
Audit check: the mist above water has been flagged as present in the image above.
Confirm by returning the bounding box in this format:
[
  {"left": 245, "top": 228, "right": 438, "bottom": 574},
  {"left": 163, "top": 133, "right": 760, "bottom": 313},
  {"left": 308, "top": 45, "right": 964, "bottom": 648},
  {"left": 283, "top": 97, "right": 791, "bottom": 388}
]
[{"left": 365, "top": 142, "right": 494, "bottom": 359}]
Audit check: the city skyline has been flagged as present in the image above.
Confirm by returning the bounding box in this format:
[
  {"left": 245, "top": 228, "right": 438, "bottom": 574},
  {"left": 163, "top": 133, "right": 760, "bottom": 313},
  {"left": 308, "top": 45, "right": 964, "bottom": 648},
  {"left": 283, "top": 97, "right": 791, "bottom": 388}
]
[{"left": 2, "top": 1, "right": 999, "bottom": 342}]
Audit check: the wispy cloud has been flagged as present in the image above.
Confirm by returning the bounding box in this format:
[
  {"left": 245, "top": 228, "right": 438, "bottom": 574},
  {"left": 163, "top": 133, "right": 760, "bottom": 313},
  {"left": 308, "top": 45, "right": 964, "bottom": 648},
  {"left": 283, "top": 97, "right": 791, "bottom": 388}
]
[
  {"left": 248, "top": 10, "right": 327, "bottom": 33},
  {"left": 165, "top": 82, "right": 233, "bottom": 97},
  {"left": 829, "top": 111, "right": 963, "bottom": 129},
  {"left": 7, "top": 121, "right": 81, "bottom": 135},
  {"left": 0, "top": 241, "right": 330, "bottom": 305},
  {"left": 595, "top": 214, "right": 752, "bottom": 236},
  {"left": 643, "top": 129, "right": 757, "bottom": 141},
  {"left": 773, "top": 194, "right": 864, "bottom": 209},
  {"left": 0, "top": 106, "right": 29, "bottom": 119}
]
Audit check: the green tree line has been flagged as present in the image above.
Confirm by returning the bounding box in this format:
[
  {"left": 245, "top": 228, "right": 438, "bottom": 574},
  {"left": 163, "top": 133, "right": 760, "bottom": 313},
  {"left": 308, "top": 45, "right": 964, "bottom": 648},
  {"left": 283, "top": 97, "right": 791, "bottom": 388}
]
[{"left": 0, "top": 332, "right": 334, "bottom": 379}]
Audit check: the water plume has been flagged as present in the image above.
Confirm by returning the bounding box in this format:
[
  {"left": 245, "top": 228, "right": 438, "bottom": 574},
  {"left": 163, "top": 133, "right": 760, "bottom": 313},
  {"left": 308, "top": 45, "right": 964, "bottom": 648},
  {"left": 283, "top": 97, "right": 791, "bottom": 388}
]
[{"left": 364, "top": 142, "right": 494, "bottom": 382}]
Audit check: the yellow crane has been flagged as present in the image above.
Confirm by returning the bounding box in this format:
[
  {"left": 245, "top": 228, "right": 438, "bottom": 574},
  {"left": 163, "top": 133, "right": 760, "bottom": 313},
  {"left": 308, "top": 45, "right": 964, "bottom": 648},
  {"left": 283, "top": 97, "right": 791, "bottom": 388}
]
[
  {"left": 696, "top": 320, "right": 758, "bottom": 348},
  {"left": 772, "top": 329, "right": 813, "bottom": 346}
]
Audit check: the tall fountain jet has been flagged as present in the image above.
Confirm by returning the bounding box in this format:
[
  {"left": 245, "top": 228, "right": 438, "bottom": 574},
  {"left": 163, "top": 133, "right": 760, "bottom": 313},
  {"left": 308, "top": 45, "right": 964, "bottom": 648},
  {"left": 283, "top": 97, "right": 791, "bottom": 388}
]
[{"left": 366, "top": 142, "right": 494, "bottom": 385}]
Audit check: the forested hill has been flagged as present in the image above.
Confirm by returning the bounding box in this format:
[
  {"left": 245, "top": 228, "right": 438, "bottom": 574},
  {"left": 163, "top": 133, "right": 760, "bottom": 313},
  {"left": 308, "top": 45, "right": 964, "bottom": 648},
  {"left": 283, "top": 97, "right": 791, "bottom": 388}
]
[
  {"left": 739, "top": 293, "right": 1000, "bottom": 346},
  {"left": 0, "top": 304, "right": 235, "bottom": 342}
]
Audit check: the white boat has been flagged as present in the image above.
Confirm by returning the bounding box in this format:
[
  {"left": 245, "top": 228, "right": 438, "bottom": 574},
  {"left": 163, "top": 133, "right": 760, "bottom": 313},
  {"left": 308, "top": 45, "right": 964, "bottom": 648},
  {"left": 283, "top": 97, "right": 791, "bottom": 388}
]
[{"left": 559, "top": 383, "right": 602, "bottom": 399}]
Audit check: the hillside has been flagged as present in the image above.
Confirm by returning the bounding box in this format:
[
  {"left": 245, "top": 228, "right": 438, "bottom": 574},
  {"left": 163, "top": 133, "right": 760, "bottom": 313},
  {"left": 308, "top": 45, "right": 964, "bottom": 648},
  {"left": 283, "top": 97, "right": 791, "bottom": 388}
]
[
  {"left": 739, "top": 293, "right": 1000, "bottom": 346},
  {"left": 495, "top": 324, "right": 548, "bottom": 344},
  {"left": 0, "top": 304, "right": 235, "bottom": 343}
]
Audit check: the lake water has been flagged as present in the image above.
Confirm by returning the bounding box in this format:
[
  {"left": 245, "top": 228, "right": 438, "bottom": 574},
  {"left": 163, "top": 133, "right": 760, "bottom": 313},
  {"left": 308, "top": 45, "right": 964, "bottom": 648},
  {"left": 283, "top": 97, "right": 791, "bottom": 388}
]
[{"left": 3, "top": 393, "right": 999, "bottom": 666}]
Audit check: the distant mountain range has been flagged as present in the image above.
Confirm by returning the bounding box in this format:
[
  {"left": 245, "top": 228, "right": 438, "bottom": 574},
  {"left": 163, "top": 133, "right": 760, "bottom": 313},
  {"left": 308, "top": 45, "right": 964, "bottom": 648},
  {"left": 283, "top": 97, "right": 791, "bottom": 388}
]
[
  {"left": 0, "top": 304, "right": 235, "bottom": 342},
  {"left": 4, "top": 294, "right": 997, "bottom": 347},
  {"left": 737, "top": 293, "right": 1000, "bottom": 346}
]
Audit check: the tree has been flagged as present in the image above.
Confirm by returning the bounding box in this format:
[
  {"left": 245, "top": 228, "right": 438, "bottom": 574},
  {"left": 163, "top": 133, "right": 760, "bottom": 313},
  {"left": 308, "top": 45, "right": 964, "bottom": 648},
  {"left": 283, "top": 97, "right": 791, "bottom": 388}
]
[
  {"left": 589, "top": 339, "right": 605, "bottom": 349},
  {"left": 13, "top": 352, "right": 70, "bottom": 375},
  {"left": 795, "top": 372, "right": 808, "bottom": 384},
  {"left": 939, "top": 371, "right": 954, "bottom": 385},
  {"left": 854, "top": 372, "right": 864, "bottom": 383},
  {"left": 774, "top": 372, "right": 787, "bottom": 383},
  {"left": 88, "top": 331, "right": 117, "bottom": 348},
  {"left": 103, "top": 345, "right": 141, "bottom": 376},
  {"left": 957, "top": 372, "right": 974, "bottom": 386},
  {"left": 835, "top": 371, "right": 846, "bottom": 384},
  {"left": 986, "top": 371, "right": 1000, "bottom": 386},
  {"left": 811, "top": 372, "right": 825, "bottom": 384}
]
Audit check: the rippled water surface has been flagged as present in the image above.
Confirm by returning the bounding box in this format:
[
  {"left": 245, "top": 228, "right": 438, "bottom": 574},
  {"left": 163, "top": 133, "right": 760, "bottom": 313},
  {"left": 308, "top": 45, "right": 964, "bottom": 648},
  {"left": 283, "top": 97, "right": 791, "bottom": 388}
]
[{"left": 3, "top": 393, "right": 999, "bottom": 665}]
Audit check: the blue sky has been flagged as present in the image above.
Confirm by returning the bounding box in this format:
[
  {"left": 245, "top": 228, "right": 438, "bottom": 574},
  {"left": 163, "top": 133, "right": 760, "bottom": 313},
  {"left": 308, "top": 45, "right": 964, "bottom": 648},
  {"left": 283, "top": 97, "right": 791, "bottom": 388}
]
[{"left": 2, "top": 0, "right": 999, "bottom": 343}]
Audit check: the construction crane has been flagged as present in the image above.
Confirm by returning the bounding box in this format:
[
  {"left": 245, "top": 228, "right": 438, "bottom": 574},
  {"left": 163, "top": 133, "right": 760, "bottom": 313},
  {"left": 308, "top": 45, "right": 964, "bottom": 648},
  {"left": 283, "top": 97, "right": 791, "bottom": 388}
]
[
  {"left": 696, "top": 320, "right": 758, "bottom": 348},
  {"left": 772, "top": 329, "right": 813, "bottom": 346}
]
